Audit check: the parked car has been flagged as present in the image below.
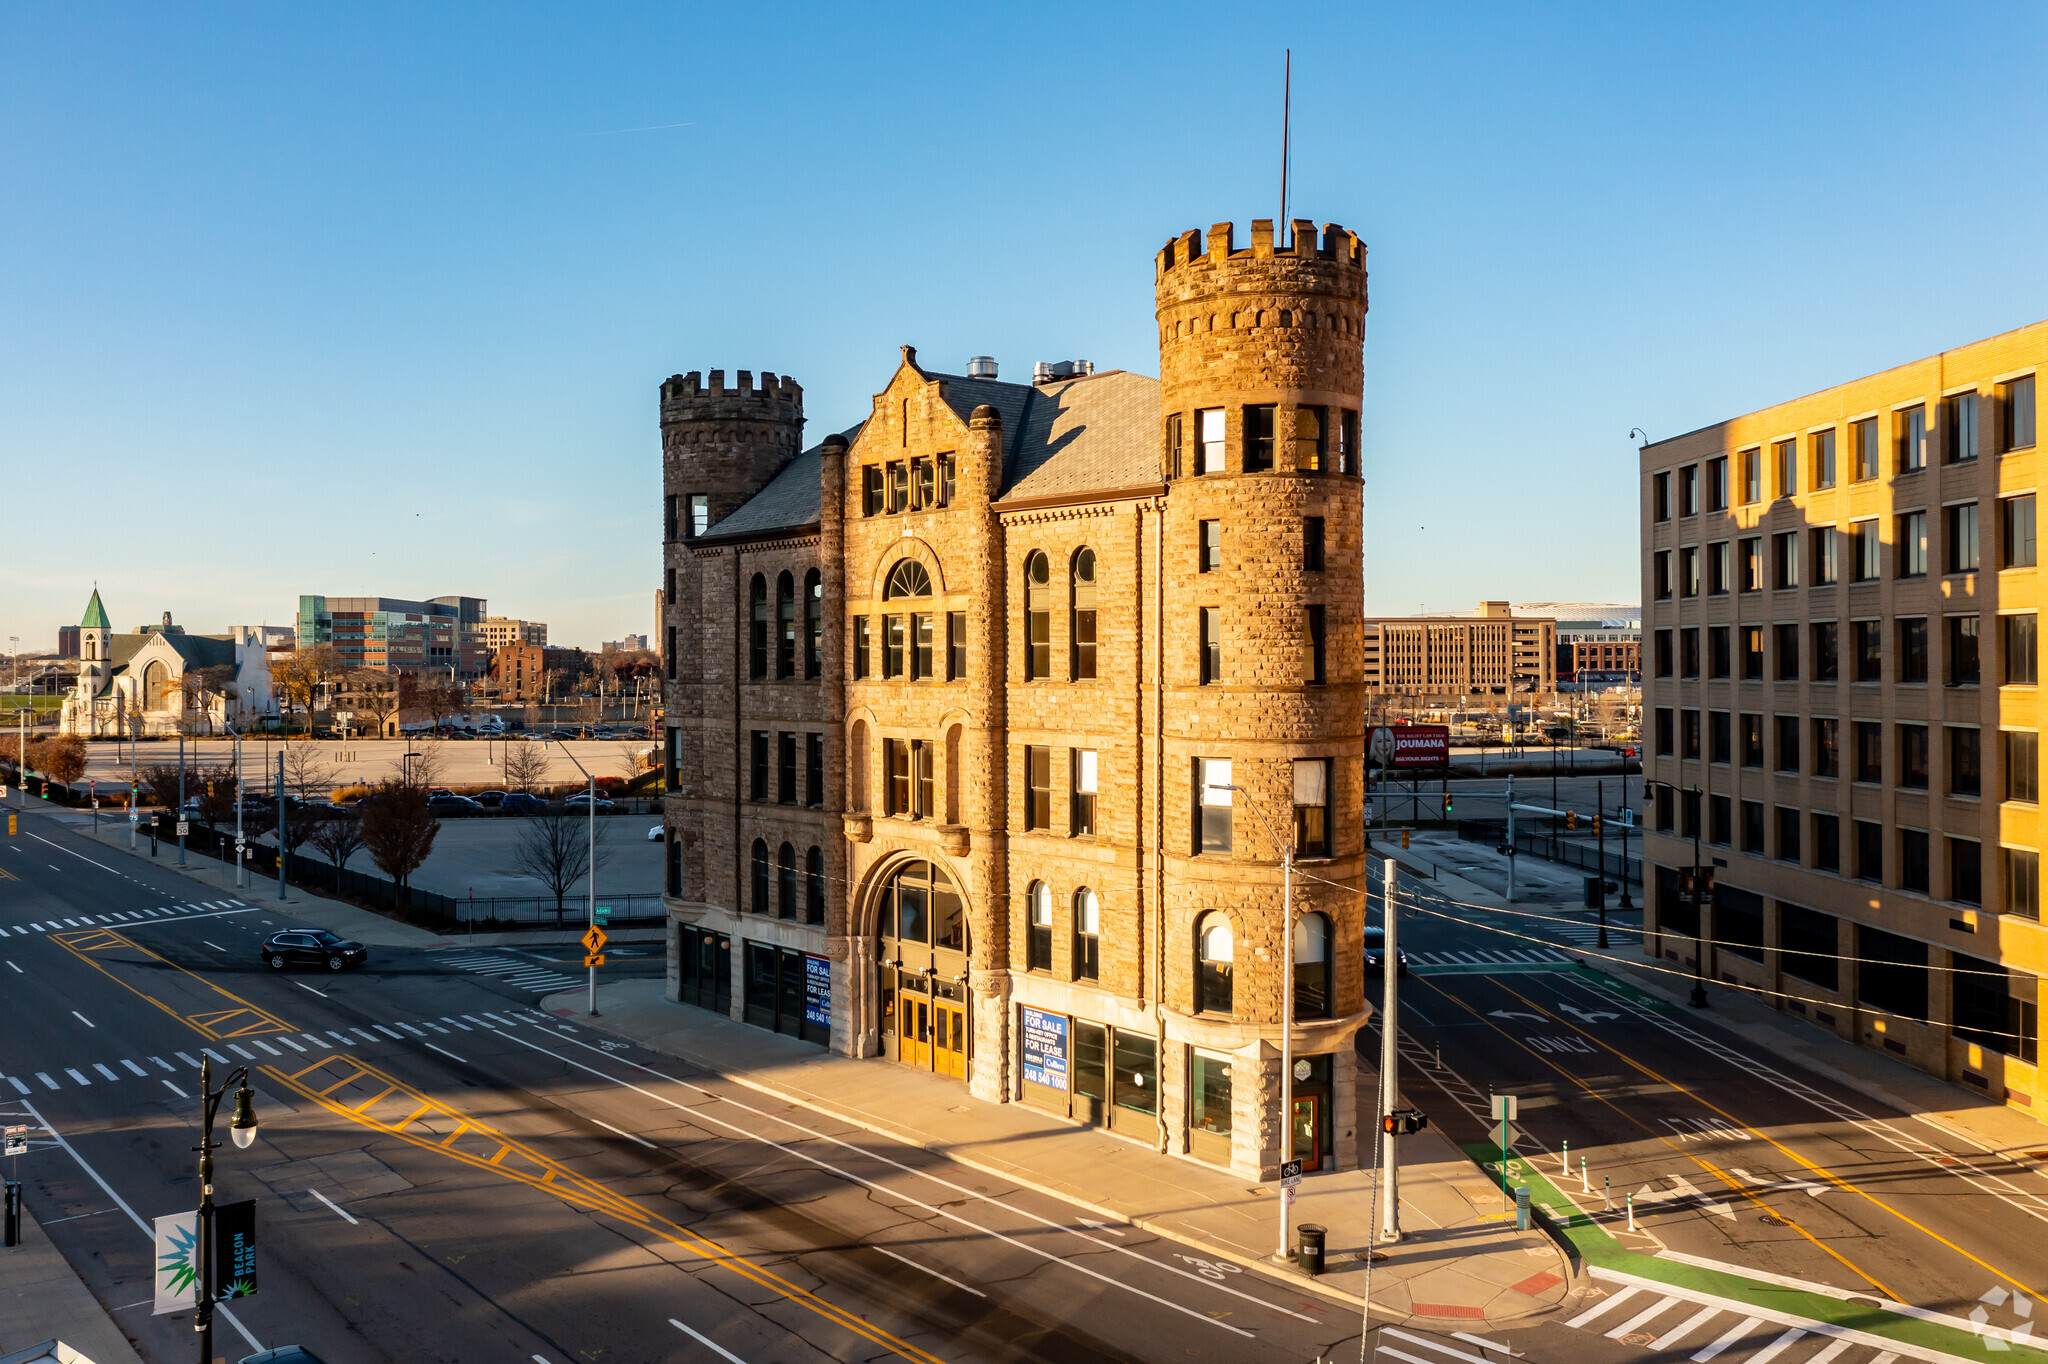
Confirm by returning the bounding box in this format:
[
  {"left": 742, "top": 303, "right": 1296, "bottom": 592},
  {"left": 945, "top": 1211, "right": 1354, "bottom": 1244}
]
[
  {"left": 647, "top": 824, "right": 664, "bottom": 841},
  {"left": 563, "top": 792, "right": 616, "bottom": 814},
  {"left": 261, "top": 929, "right": 366, "bottom": 972},
  {"left": 473, "top": 790, "right": 507, "bottom": 809},
  {"left": 501, "top": 791, "right": 546, "bottom": 815},
  {"left": 426, "top": 792, "right": 483, "bottom": 813},
  {"left": 1362, "top": 926, "right": 1409, "bottom": 977},
  {"left": 241, "top": 1347, "right": 326, "bottom": 1364}
]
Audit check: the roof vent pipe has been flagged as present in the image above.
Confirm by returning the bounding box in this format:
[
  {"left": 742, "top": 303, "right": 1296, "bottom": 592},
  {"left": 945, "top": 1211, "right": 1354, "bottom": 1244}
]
[{"left": 966, "top": 356, "right": 998, "bottom": 379}]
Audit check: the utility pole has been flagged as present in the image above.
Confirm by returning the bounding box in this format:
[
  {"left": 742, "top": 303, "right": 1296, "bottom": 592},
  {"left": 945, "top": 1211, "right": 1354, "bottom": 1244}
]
[
  {"left": 275, "top": 751, "right": 287, "bottom": 901},
  {"left": 1379, "top": 857, "right": 1402, "bottom": 1241},
  {"left": 1596, "top": 777, "right": 1608, "bottom": 948},
  {"left": 1618, "top": 758, "right": 1635, "bottom": 910},
  {"left": 1505, "top": 773, "right": 1517, "bottom": 902},
  {"left": 177, "top": 734, "right": 187, "bottom": 867},
  {"left": 233, "top": 727, "right": 244, "bottom": 888}
]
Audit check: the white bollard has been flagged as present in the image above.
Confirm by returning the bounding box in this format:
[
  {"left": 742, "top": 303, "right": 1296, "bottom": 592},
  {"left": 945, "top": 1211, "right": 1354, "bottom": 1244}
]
[
  {"left": 1627, "top": 1193, "right": 1636, "bottom": 1232},
  {"left": 1562, "top": 1138, "right": 1570, "bottom": 1175},
  {"left": 1581, "top": 1156, "right": 1590, "bottom": 1194}
]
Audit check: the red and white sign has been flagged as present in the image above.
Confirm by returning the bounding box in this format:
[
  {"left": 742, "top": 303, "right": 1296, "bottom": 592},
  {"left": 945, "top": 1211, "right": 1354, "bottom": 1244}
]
[{"left": 1369, "top": 725, "right": 1450, "bottom": 769}]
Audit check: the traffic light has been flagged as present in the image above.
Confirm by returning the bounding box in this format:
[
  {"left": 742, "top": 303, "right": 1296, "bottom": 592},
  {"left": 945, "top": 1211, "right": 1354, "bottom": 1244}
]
[
  {"left": 1382, "top": 1109, "right": 1430, "bottom": 1135},
  {"left": 1442, "top": 792, "right": 1454, "bottom": 819},
  {"left": 206, "top": 781, "right": 215, "bottom": 797},
  {"left": 1592, "top": 813, "right": 1602, "bottom": 835},
  {"left": 1566, "top": 811, "right": 1578, "bottom": 831},
  {"left": 1400, "top": 828, "right": 1410, "bottom": 850}
]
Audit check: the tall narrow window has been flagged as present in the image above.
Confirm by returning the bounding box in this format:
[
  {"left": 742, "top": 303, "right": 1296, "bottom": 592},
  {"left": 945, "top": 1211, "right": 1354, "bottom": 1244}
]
[
  {"left": 1950, "top": 726, "right": 1982, "bottom": 796},
  {"left": 750, "top": 731, "right": 769, "bottom": 801},
  {"left": 946, "top": 611, "right": 967, "bottom": 680},
  {"left": 1812, "top": 527, "right": 1838, "bottom": 585},
  {"left": 1294, "top": 912, "right": 1331, "bottom": 1020},
  {"left": 1900, "top": 617, "right": 1929, "bottom": 682},
  {"left": 1852, "top": 418, "right": 1879, "bottom": 480},
  {"left": 1303, "top": 517, "right": 1325, "bottom": 572},
  {"left": 1198, "top": 408, "right": 1225, "bottom": 474},
  {"left": 1853, "top": 620, "right": 1881, "bottom": 681},
  {"left": 1897, "top": 405, "right": 1927, "bottom": 471},
  {"left": 1024, "top": 745, "right": 1051, "bottom": 831},
  {"left": 849, "top": 721, "right": 868, "bottom": 812},
  {"left": 1166, "top": 413, "right": 1184, "bottom": 479},
  {"left": 911, "top": 612, "right": 933, "bottom": 679},
  {"left": 1024, "top": 552, "right": 1050, "bottom": 679},
  {"left": 882, "top": 614, "right": 904, "bottom": 678},
  {"left": 2005, "top": 495, "right": 2037, "bottom": 568},
  {"left": 861, "top": 465, "right": 883, "bottom": 516},
  {"left": 689, "top": 494, "right": 709, "bottom": 537},
  {"left": 1338, "top": 409, "right": 1359, "bottom": 475},
  {"left": 1072, "top": 888, "right": 1100, "bottom": 981},
  {"left": 911, "top": 457, "right": 933, "bottom": 510},
  {"left": 1773, "top": 532, "right": 1799, "bottom": 588},
  {"left": 1948, "top": 503, "right": 1981, "bottom": 574},
  {"left": 886, "top": 738, "right": 910, "bottom": 816},
  {"left": 1774, "top": 439, "right": 1797, "bottom": 497},
  {"left": 1852, "top": 521, "right": 1880, "bottom": 581},
  {"left": 853, "top": 616, "right": 871, "bottom": 680},
  {"left": 804, "top": 570, "right": 823, "bottom": 678},
  {"left": 2007, "top": 614, "right": 2039, "bottom": 685},
  {"left": 1303, "top": 605, "right": 1327, "bottom": 685},
  {"left": 776, "top": 572, "right": 797, "bottom": 678},
  {"left": 1199, "top": 608, "right": 1222, "bottom": 684},
  {"left": 1071, "top": 749, "right": 1098, "bottom": 836},
  {"left": 1070, "top": 548, "right": 1097, "bottom": 680},
  {"left": 1653, "top": 472, "right": 1671, "bottom": 522},
  {"left": 936, "top": 453, "right": 955, "bottom": 506},
  {"left": 913, "top": 738, "right": 933, "bottom": 818},
  {"left": 1680, "top": 464, "right": 1699, "bottom": 515},
  {"left": 2002, "top": 375, "right": 2036, "bottom": 452},
  {"left": 886, "top": 461, "right": 908, "bottom": 512},
  {"left": 1293, "top": 758, "right": 1331, "bottom": 857},
  {"left": 1740, "top": 448, "right": 1762, "bottom": 504},
  {"left": 1741, "top": 536, "right": 1763, "bottom": 591},
  {"left": 1244, "top": 404, "right": 1275, "bottom": 472},
  {"left": 1294, "top": 406, "right": 1327, "bottom": 472},
  {"left": 778, "top": 731, "right": 797, "bottom": 805},
  {"left": 1706, "top": 455, "right": 1728, "bottom": 510},
  {"left": 2006, "top": 731, "right": 2039, "bottom": 804},
  {"left": 806, "top": 847, "right": 825, "bottom": 925},
  {"left": 1196, "top": 914, "right": 1234, "bottom": 1015},
  {"left": 1199, "top": 520, "right": 1222, "bottom": 573},
  {"left": 665, "top": 493, "right": 678, "bottom": 541},
  {"left": 1947, "top": 392, "right": 1980, "bottom": 463},
  {"left": 806, "top": 732, "right": 824, "bottom": 807},
  {"left": 751, "top": 839, "right": 769, "bottom": 915},
  {"left": 1899, "top": 511, "right": 1928, "bottom": 577},
  {"left": 1900, "top": 724, "right": 1930, "bottom": 788},
  {"left": 2009, "top": 849, "right": 2041, "bottom": 920},
  {"left": 748, "top": 575, "right": 769, "bottom": 679},
  {"left": 1196, "top": 757, "right": 1233, "bottom": 854},
  {"left": 777, "top": 843, "right": 796, "bottom": 919},
  {"left": 1811, "top": 429, "right": 1836, "bottom": 488},
  {"left": 1950, "top": 615, "right": 1981, "bottom": 686},
  {"left": 1027, "top": 882, "right": 1053, "bottom": 971}
]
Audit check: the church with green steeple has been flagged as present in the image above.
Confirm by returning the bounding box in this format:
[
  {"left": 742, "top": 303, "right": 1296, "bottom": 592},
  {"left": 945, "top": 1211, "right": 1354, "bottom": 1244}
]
[{"left": 59, "top": 587, "right": 280, "bottom": 737}]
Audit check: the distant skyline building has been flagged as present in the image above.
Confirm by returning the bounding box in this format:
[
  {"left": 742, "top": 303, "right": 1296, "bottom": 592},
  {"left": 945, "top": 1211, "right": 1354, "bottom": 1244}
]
[
  {"left": 296, "top": 594, "right": 487, "bottom": 678},
  {"left": 1362, "top": 600, "right": 1557, "bottom": 699},
  {"left": 601, "top": 634, "right": 649, "bottom": 653},
  {"left": 482, "top": 615, "right": 548, "bottom": 649}
]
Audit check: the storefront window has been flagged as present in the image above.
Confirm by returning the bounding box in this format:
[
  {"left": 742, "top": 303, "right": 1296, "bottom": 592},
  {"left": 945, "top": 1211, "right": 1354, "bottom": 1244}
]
[
  {"left": 1112, "top": 1031, "right": 1156, "bottom": 1120},
  {"left": 1188, "top": 1048, "right": 1234, "bottom": 1166}
]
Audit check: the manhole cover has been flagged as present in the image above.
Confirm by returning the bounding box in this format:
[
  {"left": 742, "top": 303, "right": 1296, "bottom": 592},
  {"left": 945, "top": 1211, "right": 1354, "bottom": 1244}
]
[{"left": 1759, "top": 1215, "right": 1788, "bottom": 1226}]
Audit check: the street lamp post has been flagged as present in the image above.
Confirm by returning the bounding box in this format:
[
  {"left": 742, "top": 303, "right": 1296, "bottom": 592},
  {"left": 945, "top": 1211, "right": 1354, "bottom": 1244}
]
[
  {"left": 1217, "top": 780, "right": 1297, "bottom": 1263},
  {"left": 547, "top": 740, "right": 601, "bottom": 1017},
  {"left": 191, "top": 1053, "right": 259, "bottom": 1364}
]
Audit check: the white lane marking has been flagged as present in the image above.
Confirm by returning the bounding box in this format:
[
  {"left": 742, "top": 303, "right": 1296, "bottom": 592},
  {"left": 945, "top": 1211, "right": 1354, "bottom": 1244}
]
[
  {"left": 668, "top": 1319, "right": 747, "bottom": 1363},
  {"left": 424, "top": 1043, "right": 467, "bottom": 1065},
  {"left": 6, "top": 962, "right": 21, "bottom": 974},
  {"left": 423, "top": 1022, "right": 448, "bottom": 1034},
  {"left": 93, "top": 1064, "right": 120, "bottom": 1082},
  {"left": 41, "top": 1207, "right": 117, "bottom": 1225},
  {"left": 1566, "top": 1284, "right": 1642, "bottom": 1328},
  {"left": 1653, "top": 1304, "right": 1723, "bottom": 1349},
  {"left": 1608, "top": 1294, "right": 1681, "bottom": 1339},
  {"left": 871, "top": 1243, "right": 986, "bottom": 1296},
  {"left": 202, "top": 940, "right": 226, "bottom": 952},
  {"left": 64, "top": 1069, "right": 91, "bottom": 1086},
  {"left": 203, "top": 1048, "right": 230, "bottom": 1064},
  {"left": 24, "top": 831, "right": 124, "bottom": 876},
  {"left": 351, "top": 1029, "right": 379, "bottom": 1044},
  {"left": 164, "top": 1080, "right": 188, "bottom": 1098},
  {"left": 18, "top": 1096, "right": 263, "bottom": 1351},
  {"left": 1450, "top": 1332, "right": 1523, "bottom": 1358},
  {"left": 295, "top": 983, "right": 328, "bottom": 998},
  {"left": 309, "top": 1188, "right": 359, "bottom": 1225},
  {"left": 5, "top": 1076, "right": 28, "bottom": 1094},
  {"left": 591, "top": 1118, "right": 655, "bottom": 1149},
  {"left": 495, "top": 1030, "right": 1269, "bottom": 1336}
]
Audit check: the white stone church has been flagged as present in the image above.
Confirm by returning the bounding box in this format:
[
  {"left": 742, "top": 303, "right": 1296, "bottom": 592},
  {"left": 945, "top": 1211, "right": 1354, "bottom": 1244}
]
[{"left": 59, "top": 589, "right": 278, "bottom": 737}]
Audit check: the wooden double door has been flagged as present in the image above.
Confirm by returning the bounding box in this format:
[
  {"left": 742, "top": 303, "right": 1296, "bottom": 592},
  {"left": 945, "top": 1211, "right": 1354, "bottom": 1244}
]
[{"left": 896, "top": 992, "right": 967, "bottom": 1080}]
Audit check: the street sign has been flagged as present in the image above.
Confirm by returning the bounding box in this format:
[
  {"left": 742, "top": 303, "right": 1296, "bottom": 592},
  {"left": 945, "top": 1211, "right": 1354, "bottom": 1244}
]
[
  {"left": 595, "top": 905, "right": 612, "bottom": 924},
  {"left": 3, "top": 1124, "right": 27, "bottom": 1157},
  {"left": 176, "top": 821, "right": 189, "bottom": 837},
  {"left": 1491, "top": 1094, "right": 1519, "bottom": 1121},
  {"left": 581, "top": 925, "right": 608, "bottom": 954},
  {"left": 584, "top": 952, "right": 605, "bottom": 968},
  {"left": 1279, "top": 1158, "right": 1303, "bottom": 1189}
]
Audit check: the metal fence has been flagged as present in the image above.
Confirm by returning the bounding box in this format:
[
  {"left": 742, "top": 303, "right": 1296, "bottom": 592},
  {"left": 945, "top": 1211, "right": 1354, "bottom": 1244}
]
[{"left": 1456, "top": 818, "right": 1642, "bottom": 887}]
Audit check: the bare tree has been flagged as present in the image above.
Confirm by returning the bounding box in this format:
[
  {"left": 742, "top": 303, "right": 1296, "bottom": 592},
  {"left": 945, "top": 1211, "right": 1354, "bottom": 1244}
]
[
  {"left": 420, "top": 682, "right": 464, "bottom": 731},
  {"left": 361, "top": 780, "right": 439, "bottom": 895},
  {"left": 512, "top": 806, "right": 610, "bottom": 925},
  {"left": 394, "top": 740, "right": 444, "bottom": 791},
  {"left": 306, "top": 808, "right": 366, "bottom": 870},
  {"left": 195, "top": 764, "right": 238, "bottom": 826},
  {"left": 279, "top": 740, "right": 335, "bottom": 803},
  {"left": 140, "top": 763, "right": 185, "bottom": 811},
  {"left": 501, "top": 740, "right": 550, "bottom": 795},
  {"left": 270, "top": 645, "right": 336, "bottom": 733},
  {"left": 348, "top": 669, "right": 400, "bottom": 737}
]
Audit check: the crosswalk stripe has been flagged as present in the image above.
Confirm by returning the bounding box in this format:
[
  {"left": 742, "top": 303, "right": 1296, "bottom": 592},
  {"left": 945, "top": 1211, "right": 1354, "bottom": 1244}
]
[
  {"left": 227, "top": 1044, "right": 254, "bottom": 1060},
  {"left": 1869, "top": 1353, "right": 1899, "bottom": 1364},
  {"left": 93, "top": 1064, "right": 120, "bottom": 1082},
  {"left": 301, "top": 1033, "right": 331, "bottom": 1049},
  {"left": 1608, "top": 1295, "right": 1681, "bottom": 1339},
  {"left": 151, "top": 1057, "right": 174, "bottom": 1071},
  {"left": 1692, "top": 1316, "right": 1765, "bottom": 1362},
  {"left": 447, "top": 1018, "right": 472, "bottom": 1030},
  {"left": 1805, "top": 1340, "right": 1854, "bottom": 1364},
  {"left": 397, "top": 1023, "right": 426, "bottom": 1036},
  {"left": 248, "top": 1040, "right": 281, "bottom": 1057},
  {"left": 6, "top": 1077, "right": 27, "bottom": 1094},
  {"left": 121, "top": 1059, "right": 147, "bottom": 1077},
  {"left": 351, "top": 1029, "right": 378, "bottom": 1044},
  {"left": 327, "top": 1032, "right": 352, "bottom": 1046},
  {"left": 203, "top": 1048, "right": 231, "bottom": 1064},
  {"left": 36, "top": 1074, "right": 59, "bottom": 1091},
  {"left": 1744, "top": 1328, "right": 1809, "bottom": 1364},
  {"left": 374, "top": 1025, "right": 404, "bottom": 1040},
  {"left": 64, "top": 1069, "right": 90, "bottom": 1086},
  {"left": 176, "top": 1052, "right": 200, "bottom": 1068},
  {"left": 275, "top": 1035, "right": 305, "bottom": 1052},
  {"left": 1568, "top": 1285, "right": 1641, "bottom": 1328}
]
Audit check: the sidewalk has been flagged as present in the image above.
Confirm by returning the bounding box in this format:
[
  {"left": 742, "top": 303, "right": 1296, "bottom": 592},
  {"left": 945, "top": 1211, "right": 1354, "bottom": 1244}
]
[
  {"left": 1378, "top": 837, "right": 2048, "bottom": 1171},
  {"left": 542, "top": 976, "right": 1575, "bottom": 1328},
  {"left": 50, "top": 812, "right": 664, "bottom": 951},
  {"left": 0, "top": 1204, "right": 145, "bottom": 1364}
]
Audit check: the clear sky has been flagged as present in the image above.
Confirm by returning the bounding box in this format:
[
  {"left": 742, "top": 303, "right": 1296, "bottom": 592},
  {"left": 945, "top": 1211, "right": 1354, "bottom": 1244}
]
[{"left": 6, "top": 3, "right": 2047, "bottom": 655}]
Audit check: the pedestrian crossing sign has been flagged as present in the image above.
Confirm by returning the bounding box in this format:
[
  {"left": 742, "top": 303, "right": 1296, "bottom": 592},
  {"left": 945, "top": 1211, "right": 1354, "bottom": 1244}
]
[
  {"left": 584, "top": 952, "right": 605, "bottom": 968},
  {"left": 581, "top": 925, "right": 608, "bottom": 954}
]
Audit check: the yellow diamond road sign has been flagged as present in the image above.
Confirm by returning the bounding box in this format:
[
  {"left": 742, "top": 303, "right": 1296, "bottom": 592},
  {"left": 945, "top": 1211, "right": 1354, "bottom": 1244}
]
[
  {"left": 582, "top": 926, "right": 608, "bottom": 954},
  {"left": 584, "top": 953, "right": 605, "bottom": 969}
]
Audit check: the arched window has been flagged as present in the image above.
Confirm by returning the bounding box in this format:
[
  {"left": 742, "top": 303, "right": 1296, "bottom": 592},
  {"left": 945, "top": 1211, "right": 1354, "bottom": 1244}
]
[
  {"left": 877, "top": 860, "right": 967, "bottom": 954},
  {"left": 776, "top": 572, "right": 797, "bottom": 678},
  {"left": 1072, "top": 887, "right": 1100, "bottom": 980},
  {"left": 884, "top": 560, "right": 932, "bottom": 600},
  {"left": 1027, "top": 881, "right": 1052, "bottom": 971},
  {"left": 1024, "top": 552, "right": 1050, "bottom": 679},
  {"left": 85, "top": 638, "right": 95, "bottom": 661},
  {"left": 748, "top": 576, "right": 769, "bottom": 680},
  {"left": 1294, "top": 912, "right": 1332, "bottom": 1020},
  {"left": 1196, "top": 913, "right": 1234, "bottom": 1016},
  {"left": 804, "top": 570, "right": 823, "bottom": 679},
  {"left": 849, "top": 720, "right": 868, "bottom": 812},
  {"left": 777, "top": 842, "right": 797, "bottom": 919},
  {"left": 1070, "top": 548, "right": 1097, "bottom": 680},
  {"left": 142, "top": 661, "right": 168, "bottom": 709},
  {"left": 805, "top": 846, "right": 825, "bottom": 925},
  {"left": 750, "top": 838, "right": 770, "bottom": 914}
]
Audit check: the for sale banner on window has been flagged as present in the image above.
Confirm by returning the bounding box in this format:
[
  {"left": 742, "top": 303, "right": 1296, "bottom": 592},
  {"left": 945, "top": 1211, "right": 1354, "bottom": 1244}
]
[
  {"left": 1021, "top": 1006, "right": 1068, "bottom": 1091},
  {"left": 803, "top": 954, "right": 831, "bottom": 1030}
]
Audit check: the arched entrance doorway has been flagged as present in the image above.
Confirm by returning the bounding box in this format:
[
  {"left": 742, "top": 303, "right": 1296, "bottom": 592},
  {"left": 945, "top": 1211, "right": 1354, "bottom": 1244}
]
[{"left": 874, "top": 859, "right": 969, "bottom": 1080}]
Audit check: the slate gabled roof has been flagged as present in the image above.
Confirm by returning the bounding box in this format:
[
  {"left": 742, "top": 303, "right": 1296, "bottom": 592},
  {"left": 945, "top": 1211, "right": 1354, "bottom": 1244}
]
[{"left": 705, "top": 422, "right": 865, "bottom": 538}]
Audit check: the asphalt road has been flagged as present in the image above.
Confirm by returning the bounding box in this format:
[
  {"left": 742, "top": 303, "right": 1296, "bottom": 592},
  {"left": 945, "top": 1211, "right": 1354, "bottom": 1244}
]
[
  {"left": 1362, "top": 863, "right": 2048, "bottom": 1364},
  {"left": 3, "top": 802, "right": 1385, "bottom": 1364}
]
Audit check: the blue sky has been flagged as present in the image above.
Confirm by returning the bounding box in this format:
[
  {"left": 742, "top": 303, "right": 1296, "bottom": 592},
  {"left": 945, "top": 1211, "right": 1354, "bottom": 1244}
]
[{"left": 6, "top": 3, "right": 2047, "bottom": 654}]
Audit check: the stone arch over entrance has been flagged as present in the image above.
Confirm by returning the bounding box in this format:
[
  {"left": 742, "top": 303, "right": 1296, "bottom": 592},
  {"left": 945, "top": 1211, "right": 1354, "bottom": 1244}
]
[{"left": 859, "top": 852, "right": 973, "bottom": 1081}]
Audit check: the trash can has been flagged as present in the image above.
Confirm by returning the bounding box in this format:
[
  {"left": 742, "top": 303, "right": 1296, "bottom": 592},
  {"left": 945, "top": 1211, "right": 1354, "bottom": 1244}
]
[{"left": 1296, "top": 1223, "right": 1327, "bottom": 1276}]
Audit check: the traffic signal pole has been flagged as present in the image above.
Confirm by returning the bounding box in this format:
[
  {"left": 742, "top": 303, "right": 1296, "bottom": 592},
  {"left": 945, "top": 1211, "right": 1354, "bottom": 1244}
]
[{"left": 1379, "top": 857, "right": 1402, "bottom": 1242}]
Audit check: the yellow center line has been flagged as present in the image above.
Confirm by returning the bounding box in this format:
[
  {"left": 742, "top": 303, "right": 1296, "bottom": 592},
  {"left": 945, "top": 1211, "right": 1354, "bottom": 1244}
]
[
  {"left": 1481, "top": 974, "right": 2039, "bottom": 1299},
  {"left": 1417, "top": 976, "right": 1903, "bottom": 1299},
  {"left": 46, "top": 927, "right": 951, "bottom": 1364}
]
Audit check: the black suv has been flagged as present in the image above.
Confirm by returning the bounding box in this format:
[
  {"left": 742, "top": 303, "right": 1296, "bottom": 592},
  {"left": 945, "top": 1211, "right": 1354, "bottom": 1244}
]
[{"left": 261, "top": 929, "right": 367, "bottom": 972}]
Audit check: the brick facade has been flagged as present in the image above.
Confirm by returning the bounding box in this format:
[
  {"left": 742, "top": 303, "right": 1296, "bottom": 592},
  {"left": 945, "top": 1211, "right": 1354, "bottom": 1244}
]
[{"left": 662, "top": 217, "right": 1374, "bottom": 1178}]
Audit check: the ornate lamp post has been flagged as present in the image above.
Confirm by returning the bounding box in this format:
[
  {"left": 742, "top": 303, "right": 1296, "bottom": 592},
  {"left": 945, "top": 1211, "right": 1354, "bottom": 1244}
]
[{"left": 192, "top": 1054, "right": 259, "bottom": 1364}]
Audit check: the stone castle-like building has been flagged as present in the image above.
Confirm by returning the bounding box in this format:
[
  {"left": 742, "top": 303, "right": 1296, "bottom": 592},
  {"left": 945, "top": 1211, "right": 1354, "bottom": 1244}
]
[{"left": 660, "top": 217, "right": 1370, "bottom": 1178}]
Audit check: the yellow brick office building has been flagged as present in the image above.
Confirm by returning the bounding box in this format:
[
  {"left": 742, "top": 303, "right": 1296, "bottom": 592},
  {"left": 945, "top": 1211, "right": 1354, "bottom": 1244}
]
[{"left": 1640, "top": 321, "right": 2045, "bottom": 1111}]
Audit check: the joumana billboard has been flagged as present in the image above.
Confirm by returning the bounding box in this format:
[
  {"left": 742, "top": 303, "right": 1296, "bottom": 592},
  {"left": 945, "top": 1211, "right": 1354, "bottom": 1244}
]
[{"left": 1368, "top": 725, "right": 1449, "bottom": 769}]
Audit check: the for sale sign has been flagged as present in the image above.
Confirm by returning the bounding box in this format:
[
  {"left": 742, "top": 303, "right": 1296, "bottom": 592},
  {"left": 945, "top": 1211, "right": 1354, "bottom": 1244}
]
[
  {"left": 1020, "top": 1007, "right": 1068, "bottom": 1092},
  {"left": 1369, "top": 725, "right": 1450, "bottom": 769}
]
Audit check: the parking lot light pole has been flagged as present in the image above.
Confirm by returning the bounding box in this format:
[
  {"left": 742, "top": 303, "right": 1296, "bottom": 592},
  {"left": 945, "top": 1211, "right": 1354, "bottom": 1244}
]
[{"left": 547, "top": 740, "right": 601, "bottom": 1017}]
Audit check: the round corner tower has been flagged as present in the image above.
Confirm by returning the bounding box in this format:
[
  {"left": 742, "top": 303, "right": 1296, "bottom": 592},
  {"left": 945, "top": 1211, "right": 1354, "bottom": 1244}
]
[
  {"left": 1153, "top": 217, "right": 1369, "bottom": 1178},
  {"left": 659, "top": 369, "right": 807, "bottom": 541}
]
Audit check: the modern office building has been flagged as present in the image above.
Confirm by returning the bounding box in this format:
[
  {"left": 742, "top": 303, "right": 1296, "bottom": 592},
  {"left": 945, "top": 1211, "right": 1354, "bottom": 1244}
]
[
  {"left": 1360, "top": 602, "right": 1556, "bottom": 699},
  {"left": 1641, "top": 319, "right": 2044, "bottom": 1111},
  {"left": 482, "top": 616, "right": 548, "bottom": 649},
  {"left": 1558, "top": 620, "right": 1642, "bottom": 686},
  {"left": 661, "top": 215, "right": 1372, "bottom": 1179},
  {"left": 296, "top": 595, "right": 488, "bottom": 679}
]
